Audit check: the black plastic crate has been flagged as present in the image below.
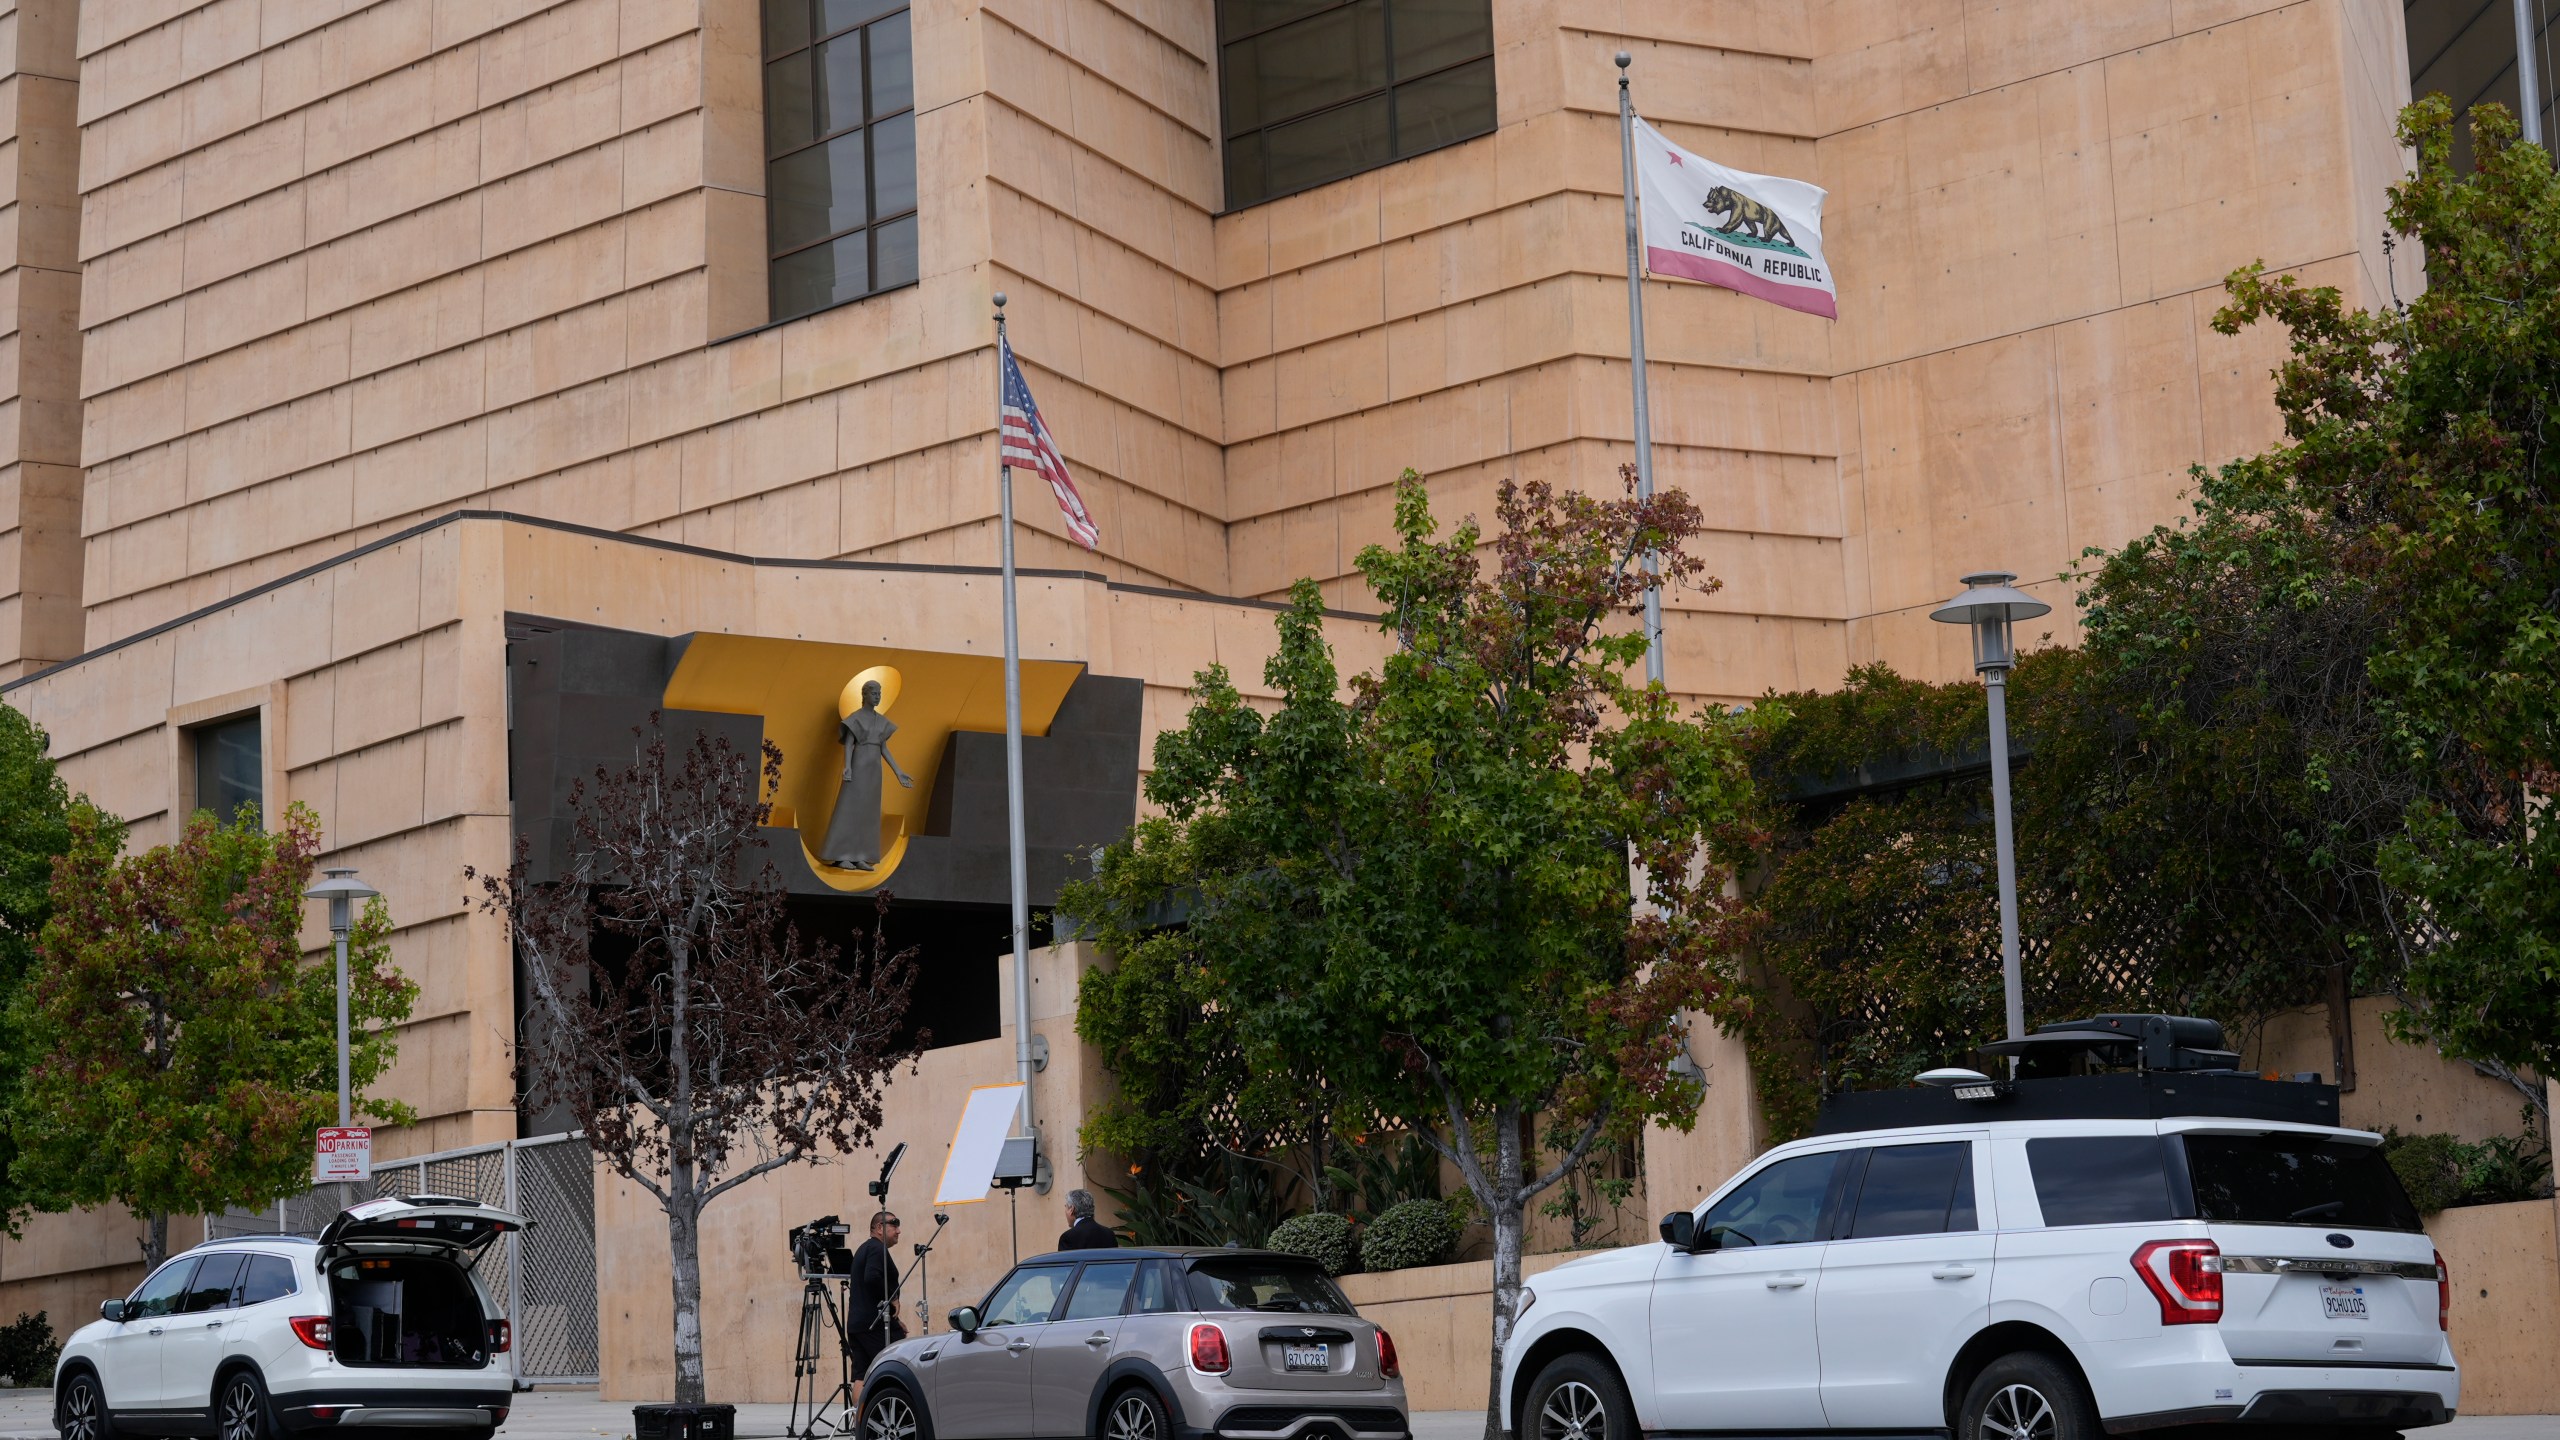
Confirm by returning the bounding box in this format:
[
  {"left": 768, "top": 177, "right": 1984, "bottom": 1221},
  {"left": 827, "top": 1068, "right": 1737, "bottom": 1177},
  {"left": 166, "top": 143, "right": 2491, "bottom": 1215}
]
[{"left": 634, "top": 1404, "right": 736, "bottom": 1440}]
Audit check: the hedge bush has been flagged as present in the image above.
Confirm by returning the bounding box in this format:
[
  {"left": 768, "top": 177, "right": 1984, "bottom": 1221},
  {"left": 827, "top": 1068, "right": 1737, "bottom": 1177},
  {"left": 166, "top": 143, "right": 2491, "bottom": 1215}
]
[
  {"left": 0, "top": 1312, "right": 56, "bottom": 1388},
  {"left": 2383, "top": 1130, "right": 2554, "bottom": 1214},
  {"left": 1361, "top": 1198, "right": 1460, "bottom": 1272},
  {"left": 1268, "top": 1211, "right": 1358, "bottom": 1276}
]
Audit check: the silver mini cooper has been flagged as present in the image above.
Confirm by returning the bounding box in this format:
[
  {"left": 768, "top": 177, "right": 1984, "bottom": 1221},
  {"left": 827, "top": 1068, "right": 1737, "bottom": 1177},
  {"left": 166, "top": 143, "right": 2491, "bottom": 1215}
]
[{"left": 858, "top": 1248, "right": 1407, "bottom": 1440}]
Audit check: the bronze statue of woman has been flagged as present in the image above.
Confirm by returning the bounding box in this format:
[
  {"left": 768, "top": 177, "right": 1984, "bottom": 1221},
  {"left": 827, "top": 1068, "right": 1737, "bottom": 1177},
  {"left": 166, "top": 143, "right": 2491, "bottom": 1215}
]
[{"left": 820, "top": 679, "right": 912, "bottom": 868}]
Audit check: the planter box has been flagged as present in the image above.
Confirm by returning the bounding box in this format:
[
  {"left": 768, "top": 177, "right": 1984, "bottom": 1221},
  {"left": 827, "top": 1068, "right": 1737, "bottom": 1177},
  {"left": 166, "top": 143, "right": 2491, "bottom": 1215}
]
[{"left": 2432, "top": 1198, "right": 2560, "bottom": 1415}]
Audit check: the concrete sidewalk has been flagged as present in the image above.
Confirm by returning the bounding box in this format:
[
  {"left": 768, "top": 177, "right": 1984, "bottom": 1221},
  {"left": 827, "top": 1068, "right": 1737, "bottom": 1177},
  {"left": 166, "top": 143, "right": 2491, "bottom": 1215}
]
[{"left": 0, "top": 1388, "right": 2545, "bottom": 1440}]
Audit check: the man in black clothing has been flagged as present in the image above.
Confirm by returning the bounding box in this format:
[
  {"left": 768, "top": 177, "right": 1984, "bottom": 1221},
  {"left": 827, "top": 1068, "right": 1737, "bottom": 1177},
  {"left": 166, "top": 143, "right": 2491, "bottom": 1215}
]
[
  {"left": 846, "top": 1211, "right": 906, "bottom": 1372},
  {"left": 1057, "top": 1189, "right": 1118, "bottom": 1250}
]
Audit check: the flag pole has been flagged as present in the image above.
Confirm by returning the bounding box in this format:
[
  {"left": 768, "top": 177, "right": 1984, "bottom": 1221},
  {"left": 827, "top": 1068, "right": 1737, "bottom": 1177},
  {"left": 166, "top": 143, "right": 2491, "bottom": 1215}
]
[
  {"left": 1616, "top": 52, "right": 1666, "bottom": 689},
  {"left": 993, "top": 292, "right": 1036, "bottom": 1152}
]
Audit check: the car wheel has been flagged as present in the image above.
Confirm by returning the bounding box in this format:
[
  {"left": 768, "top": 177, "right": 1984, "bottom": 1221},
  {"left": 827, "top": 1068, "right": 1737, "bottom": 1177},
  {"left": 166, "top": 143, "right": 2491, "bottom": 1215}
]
[
  {"left": 1957, "top": 1352, "right": 2098, "bottom": 1440},
  {"left": 861, "top": 1385, "right": 929, "bottom": 1440},
  {"left": 58, "top": 1369, "right": 114, "bottom": 1440},
  {"left": 1525, "top": 1353, "right": 1635, "bottom": 1440},
  {"left": 215, "top": 1370, "right": 275, "bottom": 1440},
  {"left": 1102, "top": 1387, "right": 1169, "bottom": 1440}
]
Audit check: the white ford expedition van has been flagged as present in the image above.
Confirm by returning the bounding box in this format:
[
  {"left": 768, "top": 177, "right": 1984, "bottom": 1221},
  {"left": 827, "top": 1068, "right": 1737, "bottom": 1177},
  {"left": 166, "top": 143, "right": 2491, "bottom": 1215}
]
[
  {"left": 54, "top": 1196, "right": 526, "bottom": 1440},
  {"left": 1501, "top": 1017, "right": 2457, "bottom": 1440}
]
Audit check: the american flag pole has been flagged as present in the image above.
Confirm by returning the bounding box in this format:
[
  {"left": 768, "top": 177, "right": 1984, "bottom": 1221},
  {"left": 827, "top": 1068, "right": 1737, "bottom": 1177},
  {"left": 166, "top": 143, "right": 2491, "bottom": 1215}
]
[{"left": 993, "top": 293, "right": 1035, "bottom": 1152}]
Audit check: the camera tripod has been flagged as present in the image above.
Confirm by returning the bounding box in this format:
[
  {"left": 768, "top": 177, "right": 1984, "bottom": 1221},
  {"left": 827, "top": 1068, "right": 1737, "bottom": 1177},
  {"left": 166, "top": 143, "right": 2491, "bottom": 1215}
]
[{"left": 788, "top": 1275, "right": 866, "bottom": 1440}]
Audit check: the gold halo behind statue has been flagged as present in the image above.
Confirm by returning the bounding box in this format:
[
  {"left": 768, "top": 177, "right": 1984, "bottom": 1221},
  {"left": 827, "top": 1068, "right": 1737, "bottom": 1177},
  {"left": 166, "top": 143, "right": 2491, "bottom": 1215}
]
[{"left": 839, "top": 664, "right": 903, "bottom": 719}]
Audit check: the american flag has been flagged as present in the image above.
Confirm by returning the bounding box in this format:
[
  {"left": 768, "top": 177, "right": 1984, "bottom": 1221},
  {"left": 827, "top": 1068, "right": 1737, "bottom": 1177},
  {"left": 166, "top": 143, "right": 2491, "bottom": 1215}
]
[{"left": 998, "top": 335, "right": 1099, "bottom": 550}]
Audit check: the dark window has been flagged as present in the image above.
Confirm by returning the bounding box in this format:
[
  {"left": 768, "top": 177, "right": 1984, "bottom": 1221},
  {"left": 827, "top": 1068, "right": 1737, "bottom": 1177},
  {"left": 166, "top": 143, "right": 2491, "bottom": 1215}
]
[
  {"left": 1846, "top": 1143, "right": 1975, "bottom": 1239},
  {"left": 1702, "top": 1151, "right": 1840, "bottom": 1249},
  {"left": 1061, "top": 1260, "right": 1140, "bottom": 1320},
  {"left": 979, "top": 1264, "right": 1071, "bottom": 1326},
  {"left": 2027, "top": 1136, "right": 2176, "bottom": 1227},
  {"left": 1217, "top": 0, "right": 1495, "bottom": 208},
  {"left": 1186, "top": 1257, "right": 1354, "bottom": 1315},
  {"left": 181, "top": 1253, "right": 248, "bottom": 1313},
  {"left": 240, "top": 1255, "right": 300, "bottom": 1305},
  {"left": 195, "top": 713, "right": 262, "bottom": 822},
  {"left": 763, "top": 0, "right": 917, "bottom": 322},
  {"left": 1129, "top": 1259, "right": 1184, "bottom": 1314},
  {"left": 129, "top": 1258, "right": 199, "bottom": 1319},
  {"left": 2184, "top": 1133, "right": 2422, "bottom": 1232}
]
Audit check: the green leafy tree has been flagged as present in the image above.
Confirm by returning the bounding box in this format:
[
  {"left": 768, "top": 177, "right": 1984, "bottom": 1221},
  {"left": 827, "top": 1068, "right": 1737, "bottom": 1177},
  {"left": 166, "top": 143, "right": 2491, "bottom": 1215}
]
[
  {"left": 1723, "top": 99, "right": 2560, "bottom": 1130},
  {"left": 2184, "top": 97, "right": 2559, "bottom": 1088},
  {"left": 0, "top": 705, "right": 77, "bottom": 1219},
  {"left": 11, "top": 801, "right": 416, "bottom": 1266},
  {"left": 1068, "top": 470, "right": 1763, "bottom": 1430}
]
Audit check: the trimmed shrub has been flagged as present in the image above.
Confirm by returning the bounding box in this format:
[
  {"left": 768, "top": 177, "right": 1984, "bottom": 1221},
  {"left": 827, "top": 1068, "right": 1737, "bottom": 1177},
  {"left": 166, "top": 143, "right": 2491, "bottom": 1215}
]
[
  {"left": 1361, "top": 1197, "right": 1461, "bottom": 1272},
  {"left": 1268, "top": 1211, "right": 1358, "bottom": 1276},
  {"left": 2383, "top": 1130, "right": 2554, "bottom": 1214},
  {"left": 0, "top": 1312, "right": 57, "bottom": 1388}
]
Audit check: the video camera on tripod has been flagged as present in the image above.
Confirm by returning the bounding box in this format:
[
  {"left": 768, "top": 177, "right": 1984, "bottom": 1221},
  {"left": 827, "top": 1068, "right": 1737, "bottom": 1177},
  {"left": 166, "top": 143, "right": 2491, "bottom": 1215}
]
[{"left": 787, "top": 1216, "right": 854, "bottom": 1280}]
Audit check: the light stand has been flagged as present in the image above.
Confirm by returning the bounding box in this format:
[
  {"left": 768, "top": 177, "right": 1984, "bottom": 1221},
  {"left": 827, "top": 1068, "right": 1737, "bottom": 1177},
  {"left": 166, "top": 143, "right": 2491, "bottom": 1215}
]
[
  {"left": 992, "top": 1136, "right": 1037, "bottom": 1262},
  {"left": 866, "top": 1143, "right": 907, "bottom": 1213},
  {"left": 898, "top": 1213, "right": 950, "bottom": 1336},
  {"left": 1929, "top": 571, "right": 2053, "bottom": 1068}
]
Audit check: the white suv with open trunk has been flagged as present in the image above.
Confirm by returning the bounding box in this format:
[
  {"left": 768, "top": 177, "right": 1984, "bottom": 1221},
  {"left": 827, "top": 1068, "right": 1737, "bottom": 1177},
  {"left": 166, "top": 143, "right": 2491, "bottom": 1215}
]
[
  {"left": 54, "top": 1196, "right": 525, "bottom": 1440},
  {"left": 1500, "top": 1016, "right": 2458, "bottom": 1440}
]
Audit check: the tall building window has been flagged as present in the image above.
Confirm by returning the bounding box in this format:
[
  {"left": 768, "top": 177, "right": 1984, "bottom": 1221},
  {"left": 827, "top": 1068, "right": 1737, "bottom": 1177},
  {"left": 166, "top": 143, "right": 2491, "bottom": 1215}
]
[
  {"left": 764, "top": 0, "right": 918, "bottom": 323},
  {"left": 194, "top": 713, "right": 262, "bottom": 823},
  {"left": 1218, "top": 0, "right": 1496, "bottom": 209}
]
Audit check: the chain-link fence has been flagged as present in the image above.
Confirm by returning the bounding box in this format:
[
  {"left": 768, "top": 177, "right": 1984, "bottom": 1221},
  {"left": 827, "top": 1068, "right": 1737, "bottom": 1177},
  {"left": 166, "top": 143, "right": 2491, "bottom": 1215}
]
[{"left": 205, "top": 1133, "right": 598, "bottom": 1382}]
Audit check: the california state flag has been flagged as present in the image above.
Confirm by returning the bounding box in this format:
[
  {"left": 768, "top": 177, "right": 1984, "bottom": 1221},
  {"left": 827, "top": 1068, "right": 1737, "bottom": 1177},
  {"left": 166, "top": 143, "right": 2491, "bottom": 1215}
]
[{"left": 1634, "top": 116, "right": 1836, "bottom": 319}]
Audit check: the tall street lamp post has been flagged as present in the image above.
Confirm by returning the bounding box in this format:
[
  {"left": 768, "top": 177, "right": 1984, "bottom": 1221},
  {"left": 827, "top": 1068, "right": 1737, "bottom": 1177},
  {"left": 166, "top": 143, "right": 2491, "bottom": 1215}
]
[
  {"left": 306, "top": 867, "right": 380, "bottom": 1127},
  {"left": 1929, "top": 572, "right": 2052, "bottom": 1051}
]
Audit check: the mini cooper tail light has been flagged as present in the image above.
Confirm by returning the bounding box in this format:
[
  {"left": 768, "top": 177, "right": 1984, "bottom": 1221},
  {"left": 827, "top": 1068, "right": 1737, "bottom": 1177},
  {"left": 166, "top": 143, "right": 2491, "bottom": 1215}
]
[
  {"left": 2434, "top": 1248, "right": 2450, "bottom": 1332},
  {"left": 1376, "top": 1328, "right": 1399, "bottom": 1380},
  {"left": 290, "top": 1316, "right": 334, "bottom": 1349},
  {"left": 488, "top": 1318, "right": 513, "bottom": 1353},
  {"left": 1188, "top": 1322, "right": 1230, "bottom": 1374},
  {"left": 2131, "top": 1240, "right": 2223, "bottom": 1325}
]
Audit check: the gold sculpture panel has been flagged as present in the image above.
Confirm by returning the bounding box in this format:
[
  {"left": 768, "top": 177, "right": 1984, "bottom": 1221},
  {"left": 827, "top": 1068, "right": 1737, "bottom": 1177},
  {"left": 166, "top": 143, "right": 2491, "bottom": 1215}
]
[{"left": 663, "top": 636, "right": 1085, "bottom": 891}]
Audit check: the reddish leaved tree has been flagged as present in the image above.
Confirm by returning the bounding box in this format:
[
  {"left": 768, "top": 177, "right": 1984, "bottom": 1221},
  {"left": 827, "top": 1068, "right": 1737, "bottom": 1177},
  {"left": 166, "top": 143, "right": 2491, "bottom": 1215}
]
[{"left": 471, "top": 723, "right": 921, "bottom": 1403}]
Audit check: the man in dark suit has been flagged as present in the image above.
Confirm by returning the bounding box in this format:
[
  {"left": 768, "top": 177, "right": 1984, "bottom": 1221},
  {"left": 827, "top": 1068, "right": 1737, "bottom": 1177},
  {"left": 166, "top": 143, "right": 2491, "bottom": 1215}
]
[
  {"left": 846, "top": 1211, "right": 907, "bottom": 1373},
  {"left": 1057, "top": 1189, "right": 1118, "bottom": 1250}
]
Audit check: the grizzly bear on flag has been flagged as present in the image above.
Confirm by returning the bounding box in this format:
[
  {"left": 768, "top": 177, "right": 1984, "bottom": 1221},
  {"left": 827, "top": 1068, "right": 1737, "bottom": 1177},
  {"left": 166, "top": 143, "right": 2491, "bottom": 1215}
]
[{"left": 1702, "top": 184, "right": 1797, "bottom": 250}]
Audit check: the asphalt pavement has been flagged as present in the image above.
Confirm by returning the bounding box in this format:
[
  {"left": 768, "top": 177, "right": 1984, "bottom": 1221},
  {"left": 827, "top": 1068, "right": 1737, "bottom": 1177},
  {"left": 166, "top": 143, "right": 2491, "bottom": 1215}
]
[{"left": 0, "top": 1388, "right": 2547, "bottom": 1440}]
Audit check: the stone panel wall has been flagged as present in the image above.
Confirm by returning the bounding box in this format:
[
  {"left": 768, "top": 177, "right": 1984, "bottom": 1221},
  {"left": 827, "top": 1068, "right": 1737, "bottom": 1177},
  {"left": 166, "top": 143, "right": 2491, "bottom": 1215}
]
[
  {"left": 1822, "top": 0, "right": 2422, "bottom": 678},
  {"left": 0, "top": 0, "right": 84, "bottom": 676}
]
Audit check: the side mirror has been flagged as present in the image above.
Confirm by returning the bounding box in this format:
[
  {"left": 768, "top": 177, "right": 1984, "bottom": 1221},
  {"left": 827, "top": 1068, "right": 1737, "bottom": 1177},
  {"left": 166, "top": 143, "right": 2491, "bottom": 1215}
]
[
  {"left": 1658, "top": 1212, "right": 1696, "bottom": 1251},
  {"left": 947, "top": 1305, "right": 981, "bottom": 1339},
  {"left": 100, "top": 1300, "right": 129, "bottom": 1323}
]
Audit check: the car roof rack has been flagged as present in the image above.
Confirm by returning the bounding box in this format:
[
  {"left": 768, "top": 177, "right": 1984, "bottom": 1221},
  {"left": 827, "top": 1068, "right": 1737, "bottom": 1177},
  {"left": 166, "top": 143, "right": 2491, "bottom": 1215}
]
[
  {"left": 1810, "top": 1069, "right": 2341, "bottom": 1135},
  {"left": 1809, "top": 1014, "right": 2340, "bottom": 1136}
]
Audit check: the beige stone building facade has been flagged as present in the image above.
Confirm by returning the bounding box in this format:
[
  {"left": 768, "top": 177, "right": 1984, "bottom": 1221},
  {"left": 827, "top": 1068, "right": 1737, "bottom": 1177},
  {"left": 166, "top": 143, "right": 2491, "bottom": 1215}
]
[{"left": 0, "top": 0, "right": 2517, "bottom": 1399}]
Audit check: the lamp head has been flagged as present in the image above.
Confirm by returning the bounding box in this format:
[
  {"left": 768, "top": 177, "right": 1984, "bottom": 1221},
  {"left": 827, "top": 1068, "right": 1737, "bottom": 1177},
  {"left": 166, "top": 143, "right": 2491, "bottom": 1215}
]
[
  {"left": 1928, "top": 570, "right": 2052, "bottom": 674},
  {"left": 306, "top": 866, "right": 379, "bottom": 934}
]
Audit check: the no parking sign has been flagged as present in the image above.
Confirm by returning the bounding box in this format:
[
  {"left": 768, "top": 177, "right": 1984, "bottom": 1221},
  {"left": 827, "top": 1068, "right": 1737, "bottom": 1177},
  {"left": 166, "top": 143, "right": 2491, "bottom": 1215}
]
[{"left": 315, "top": 1126, "right": 372, "bottom": 1183}]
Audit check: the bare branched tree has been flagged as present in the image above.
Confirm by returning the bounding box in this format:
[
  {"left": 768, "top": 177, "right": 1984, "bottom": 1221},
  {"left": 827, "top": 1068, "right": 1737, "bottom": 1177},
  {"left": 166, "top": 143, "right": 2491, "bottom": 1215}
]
[{"left": 471, "top": 722, "right": 921, "bottom": 1403}]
